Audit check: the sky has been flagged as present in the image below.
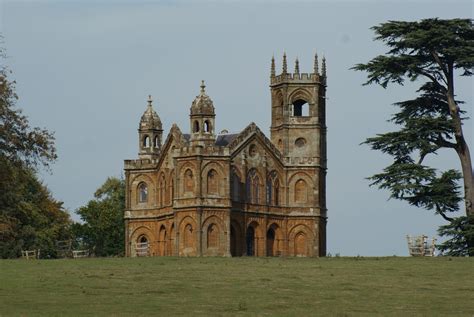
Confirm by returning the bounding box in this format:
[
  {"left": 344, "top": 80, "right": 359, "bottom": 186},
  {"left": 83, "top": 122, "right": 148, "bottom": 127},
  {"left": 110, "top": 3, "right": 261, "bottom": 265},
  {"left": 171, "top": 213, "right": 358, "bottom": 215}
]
[{"left": 1, "top": 0, "right": 472, "bottom": 256}]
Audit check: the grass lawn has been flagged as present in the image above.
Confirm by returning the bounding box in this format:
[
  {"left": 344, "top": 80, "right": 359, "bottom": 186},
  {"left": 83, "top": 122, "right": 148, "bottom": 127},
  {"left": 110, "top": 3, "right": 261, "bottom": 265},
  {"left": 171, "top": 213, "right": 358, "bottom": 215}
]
[{"left": 1, "top": 256, "right": 473, "bottom": 316}]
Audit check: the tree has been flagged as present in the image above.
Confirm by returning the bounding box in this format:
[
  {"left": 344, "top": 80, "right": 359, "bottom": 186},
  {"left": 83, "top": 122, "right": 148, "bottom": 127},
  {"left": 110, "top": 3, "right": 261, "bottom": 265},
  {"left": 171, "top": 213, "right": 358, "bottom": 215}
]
[
  {"left": 1, "top": 44, "right": 70, "bottom": 258},
  {"left": 74, "top": 177, "right": 125, "bottom": 257},
  {"left": 353, "top": 18, "right": 474, "bottom": 255}
]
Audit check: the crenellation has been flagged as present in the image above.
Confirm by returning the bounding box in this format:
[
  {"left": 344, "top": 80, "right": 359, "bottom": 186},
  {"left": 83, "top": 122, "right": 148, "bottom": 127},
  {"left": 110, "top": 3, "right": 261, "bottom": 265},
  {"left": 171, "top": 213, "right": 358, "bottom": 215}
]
[{"left": 124, "top": 55, "right": 327, "bottom": 258}]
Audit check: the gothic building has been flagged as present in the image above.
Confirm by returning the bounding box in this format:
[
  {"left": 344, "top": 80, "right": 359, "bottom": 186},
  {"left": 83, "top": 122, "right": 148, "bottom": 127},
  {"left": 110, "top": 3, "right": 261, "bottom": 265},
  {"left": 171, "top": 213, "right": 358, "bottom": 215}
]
[{"left": 124, "top": 54, "right": 327, "bottom": 257}]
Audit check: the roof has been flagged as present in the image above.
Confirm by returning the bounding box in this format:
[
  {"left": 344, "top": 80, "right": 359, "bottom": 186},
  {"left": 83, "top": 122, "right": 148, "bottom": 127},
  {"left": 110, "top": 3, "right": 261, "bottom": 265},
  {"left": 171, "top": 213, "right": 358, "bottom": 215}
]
[{"left": 215, "top": 133, "right": 238, "bottom": 146}]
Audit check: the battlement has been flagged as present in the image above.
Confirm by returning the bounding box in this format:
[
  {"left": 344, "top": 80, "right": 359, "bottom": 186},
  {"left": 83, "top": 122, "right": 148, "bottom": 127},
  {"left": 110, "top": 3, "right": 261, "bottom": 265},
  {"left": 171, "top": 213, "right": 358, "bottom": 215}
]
[
  {"left": 175, "top": 144, "right": 230, "bottom": 157},
  {"left": 124, "top": 158, "right": 158, "bottom": 169},
  {"left": 270, "top": 53, "right": 327, "bottom": 86},
  {"left": 271, "top": 73, "right": 322, "bottom": 85}
]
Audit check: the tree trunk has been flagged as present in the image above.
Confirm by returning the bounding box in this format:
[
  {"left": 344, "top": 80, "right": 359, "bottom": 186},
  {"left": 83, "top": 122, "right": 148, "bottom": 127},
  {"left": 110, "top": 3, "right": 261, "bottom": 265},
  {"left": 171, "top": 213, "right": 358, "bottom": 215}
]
[{"left": 446, "top": 67, "right": 474, "bottom": 255}]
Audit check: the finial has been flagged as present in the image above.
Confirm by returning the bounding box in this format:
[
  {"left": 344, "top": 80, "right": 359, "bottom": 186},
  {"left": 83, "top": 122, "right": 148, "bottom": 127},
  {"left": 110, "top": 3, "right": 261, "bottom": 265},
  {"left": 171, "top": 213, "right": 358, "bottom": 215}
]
[
  {"left": 147, "top": 95, "right": 153, "bottom": 107},
  {"left": 294, "top": 58, "right": 300, "bottom": 74},
  {"left": 314, "top": 52, "right": 319, "bottom": 74},
  {"left": 200, "top": 80, "right": 206, "bottom": 94},
  {"left": 282, "top": 52, "right": 287, "bottom": 74},
  {"left": 322, "top": 56, "right": 327, "bottom": 77},
  {"left": 271, "top": 56, "right": 276, "bottom": 77}
]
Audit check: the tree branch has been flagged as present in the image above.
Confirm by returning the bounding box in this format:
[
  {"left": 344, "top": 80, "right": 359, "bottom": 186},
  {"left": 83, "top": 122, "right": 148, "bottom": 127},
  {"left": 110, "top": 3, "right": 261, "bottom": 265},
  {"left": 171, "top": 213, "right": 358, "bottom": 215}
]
[
  {"left": 431, "top": 50, "right": 449, "bottom": 80},
  {"left": 439, "top": 210, "right": 454, "bottom": 222}
]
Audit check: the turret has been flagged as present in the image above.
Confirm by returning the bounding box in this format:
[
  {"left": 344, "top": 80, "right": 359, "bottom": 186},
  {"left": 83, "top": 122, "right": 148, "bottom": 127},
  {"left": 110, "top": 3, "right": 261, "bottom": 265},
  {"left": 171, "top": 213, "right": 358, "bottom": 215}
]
[
  {"left": 138, "top": 95, "right": 163, "bottom": 159},
  {"left": 189, "top": 81, "right": 216, "bottom": 145}
]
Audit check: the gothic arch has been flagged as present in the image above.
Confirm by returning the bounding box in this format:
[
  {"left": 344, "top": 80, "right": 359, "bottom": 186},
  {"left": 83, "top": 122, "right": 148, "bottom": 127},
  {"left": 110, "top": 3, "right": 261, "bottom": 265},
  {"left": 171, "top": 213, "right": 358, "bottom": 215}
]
[
  {"left": 231, "top": 167, "right": 243, "bottom": 202},
  {"left": 266, "top": 170, "right": 282, "bottom": 206},
  {"left": 246, "top": 168, "right": 263, "bottom": 204},
  {"left": 288, "top": 172, "right": 314, "bottom": 205},
  {"left": 288, "top": 88, "right": 313, "bottom": 105},
  {"left": 246, "top": 220, "right": 263, "bottom": 256},
  {"left": 158, "top": 224, "right": 167, "bottom": 256},
  {"left": 129, "top": 226, "right": 154, "bottom": 257},
  {"left": 130, "top": 174, "right": 156, "bottom": 207},
  {"left": 158, "top": 172, "right": 167, "bottom": 206},
  {"left": 201, "top": 162, "right": 226, "bottom": 197},
  {"left": 202, "top": 215, "right": 226, "bottom": 255},
  {"left": 266, "top": 223, "right": 284, "bottom": 256},
  {"left": 288, "top": 224, "right": 315, "bottom": 257},
  {"left": 178, "top": 216, "right": 197, "bottom": 256}
]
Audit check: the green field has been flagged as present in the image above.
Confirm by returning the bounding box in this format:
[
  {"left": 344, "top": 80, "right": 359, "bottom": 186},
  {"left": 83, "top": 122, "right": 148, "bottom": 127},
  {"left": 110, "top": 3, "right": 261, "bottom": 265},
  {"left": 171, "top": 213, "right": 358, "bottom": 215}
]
[{"left": 1, "top": 257, "right": 473, "bottom": 316}]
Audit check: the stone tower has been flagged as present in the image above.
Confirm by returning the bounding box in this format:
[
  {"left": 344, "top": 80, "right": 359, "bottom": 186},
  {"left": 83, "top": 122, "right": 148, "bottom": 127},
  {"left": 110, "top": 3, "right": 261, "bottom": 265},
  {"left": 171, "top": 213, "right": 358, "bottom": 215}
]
[
  {"left": 270, "top": 53, "right": 327, "bottom": 162},
  {"left": 138, "top": 95, "right": 163, "bottom": 160},
  {"left": 270, "top": 53, "right": 327, "bottom": 253},
  {"left": 189, "top": 80, "right": 216, "bottom": 146}
]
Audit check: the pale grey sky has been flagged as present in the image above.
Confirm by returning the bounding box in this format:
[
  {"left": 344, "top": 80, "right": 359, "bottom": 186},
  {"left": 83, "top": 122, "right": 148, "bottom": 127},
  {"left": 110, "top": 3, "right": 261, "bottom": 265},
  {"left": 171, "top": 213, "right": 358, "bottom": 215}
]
[{"left": 1, "top": 0, "right": 472, "bottom": 256}]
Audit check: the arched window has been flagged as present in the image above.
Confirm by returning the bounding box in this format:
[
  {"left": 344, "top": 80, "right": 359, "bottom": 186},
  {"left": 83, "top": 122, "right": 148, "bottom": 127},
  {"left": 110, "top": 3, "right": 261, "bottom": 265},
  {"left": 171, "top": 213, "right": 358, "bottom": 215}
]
[
  {"left": 295, "top": 179, "right": 307, "bottom": 203},
  {"left": 159, "top": 175, "right": 166, "bottom": 206},
  {"left": 207, "top": 224, "right": 219, "bottom": 249},
  {"left": 184, "top": 169, "right": 194, "bottom": 193},
  {"left": 143, "top": 135, "right": 150, "bottom": 148},
  {"left": 183, "top": 224, "right": 193, "bottom": 249},
  {"left": 136, "top": 235, "right": 149, "bottom": 257},
  {"left": 246, "top": 169, "right": 259, "bottom": 204},
  {"left": 207, "top": 169, "right": 218, "bottom": 195},
  {"left": 154, "top": 136, "right": 160, "bottom": 148},
  {"left": 138, "top": 182, "right": 148, "bottom": 203},
  {"left": 293, "top": 99, "right": 309, "bottom": 117},
  {"left": 267, "top": 171, "right": 280, "bottom": 206},
  {"left": 193, "top": 121, "right": 200, "bottom": 133},
  {"left": 204, "top": 120, "right": 211, "bottom": 133}
]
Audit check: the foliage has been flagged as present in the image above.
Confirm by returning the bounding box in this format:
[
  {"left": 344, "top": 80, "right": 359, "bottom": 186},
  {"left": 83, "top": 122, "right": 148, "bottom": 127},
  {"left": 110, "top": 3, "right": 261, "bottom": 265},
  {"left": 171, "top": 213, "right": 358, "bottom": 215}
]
[
  {"left": 0, "top": 48, "right": 57, "bottom": 170},
  {"left": 73, "top": 177, "right": 125, "bottom": 257},
  {"left": 0, "top": 45, "right": 70, "bottom": 258},
  {"left": 0, "top": 157, "right": 72, "bottom": 258},
  {"left": 353, "top": 18, "right": 474, "bottom": 255},
  {"left": 438, "top": 215, "right": 474, "bottom": 256},
  {"left": 1, "top": 257, "right": 473, "bottom": 315}
]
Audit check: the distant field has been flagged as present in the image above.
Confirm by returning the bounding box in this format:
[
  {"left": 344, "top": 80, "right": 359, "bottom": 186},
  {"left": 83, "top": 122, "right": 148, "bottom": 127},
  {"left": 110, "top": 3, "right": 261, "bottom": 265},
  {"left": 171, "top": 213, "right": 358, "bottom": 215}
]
[{"left": 1, "top": 257, "right": 473, "bottom": 316}]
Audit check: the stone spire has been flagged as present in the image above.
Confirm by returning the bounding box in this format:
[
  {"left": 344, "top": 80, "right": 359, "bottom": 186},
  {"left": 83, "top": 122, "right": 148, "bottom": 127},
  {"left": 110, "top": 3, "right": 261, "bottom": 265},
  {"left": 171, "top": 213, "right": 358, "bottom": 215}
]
[
  {"left": 282, "top": 52, "right": 287, "bottom": 74},
  {"left": 294, "top": 58, "right": 300, "bottom": 75},
  {"left": 313, "top": 52, "right": 319, "bottom": 75},
  {"left": 271, "top": 56, "right": 276, "bottom": 77},
  {"left": 322, "top": 56, "right": 327, "bottom": 77},
  {"left": 140, "top": 95, "right": 162, "bottom": 130}
]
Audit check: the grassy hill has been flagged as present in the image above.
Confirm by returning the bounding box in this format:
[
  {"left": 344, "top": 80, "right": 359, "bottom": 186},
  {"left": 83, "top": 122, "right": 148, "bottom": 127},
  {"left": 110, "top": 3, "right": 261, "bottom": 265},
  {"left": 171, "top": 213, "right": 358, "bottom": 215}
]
[{"left": 1, "top": 256, "right": 473, "bottom": 316}]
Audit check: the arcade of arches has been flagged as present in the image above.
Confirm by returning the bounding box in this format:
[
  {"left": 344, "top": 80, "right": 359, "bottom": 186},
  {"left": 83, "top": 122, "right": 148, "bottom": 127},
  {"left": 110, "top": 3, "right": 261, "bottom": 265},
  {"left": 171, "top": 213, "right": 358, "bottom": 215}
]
[{"left": 125, "top": 54, "right": 327, "bottom": 257}]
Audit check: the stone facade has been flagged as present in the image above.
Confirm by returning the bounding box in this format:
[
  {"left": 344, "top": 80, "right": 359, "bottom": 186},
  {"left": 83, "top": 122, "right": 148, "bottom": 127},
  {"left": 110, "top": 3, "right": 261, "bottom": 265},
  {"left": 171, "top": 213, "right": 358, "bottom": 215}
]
[{"left": 124, "top": 54, "right": 327, "bottom": 257}]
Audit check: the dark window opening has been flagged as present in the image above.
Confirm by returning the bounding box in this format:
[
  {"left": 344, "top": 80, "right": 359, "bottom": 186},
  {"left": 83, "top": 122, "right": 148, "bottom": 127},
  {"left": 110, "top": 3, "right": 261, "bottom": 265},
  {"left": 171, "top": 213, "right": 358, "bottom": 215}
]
[
  {"left": 293, "top": 99, "right": 309, "bottom": 117},
  {"left": 193, "top": 121, "right": 200, "bottom": 133}
]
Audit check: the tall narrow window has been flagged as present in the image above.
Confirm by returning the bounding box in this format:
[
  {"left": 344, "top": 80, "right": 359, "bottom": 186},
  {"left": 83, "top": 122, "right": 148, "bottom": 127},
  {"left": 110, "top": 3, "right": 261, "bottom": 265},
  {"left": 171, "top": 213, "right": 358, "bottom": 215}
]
[
  {"left": 184, "top": 224, "right": 193, "bottom": 249},
  {"left": 204, "top": 120, "right": 211, "bottom": 133},
  {"left": 143, "top": 135, "right": 150, "bottom": 148},
  {"left": 138, "top": 182, "right": 148, "bottom": 203},
  {"left": 207, "top": 169, "right": 218, "bottom": 195},
  {"left": 295, "top": 179, "right": 307, "bottom": 203},
  {"left": 267, "top": 171, "right": 279, "bottom": 206},
  {"left": 207, "top": 224, "right": 219, "bottom": 249},
  {"left": 160, "top": 175, "right": 166, "bottom": 206},
  {"left": 246, "top": 169, "right": 259, "bottom": 204},
  {"left": 184, "top": 169, "right": 194, "bottom": 193},
  {"left": 193, "top": 121, "right": 200, "bottom": 133}
]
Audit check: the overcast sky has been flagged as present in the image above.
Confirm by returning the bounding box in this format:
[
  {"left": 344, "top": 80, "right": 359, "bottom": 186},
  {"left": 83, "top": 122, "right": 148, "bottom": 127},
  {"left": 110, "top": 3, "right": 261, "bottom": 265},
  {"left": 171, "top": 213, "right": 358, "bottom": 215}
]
[{"left": 1, "top": 0, "right": 472, "bottom": 256}]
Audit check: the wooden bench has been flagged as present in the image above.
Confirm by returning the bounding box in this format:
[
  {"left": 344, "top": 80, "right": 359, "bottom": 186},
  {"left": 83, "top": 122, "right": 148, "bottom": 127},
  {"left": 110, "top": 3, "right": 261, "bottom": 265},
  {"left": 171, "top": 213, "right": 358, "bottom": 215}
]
[
  {"left": 21, "top": 249, "right": 40, "bottom": 260},
  {"left": 72, "top": 250, "right": 89, "bottom": 258}
]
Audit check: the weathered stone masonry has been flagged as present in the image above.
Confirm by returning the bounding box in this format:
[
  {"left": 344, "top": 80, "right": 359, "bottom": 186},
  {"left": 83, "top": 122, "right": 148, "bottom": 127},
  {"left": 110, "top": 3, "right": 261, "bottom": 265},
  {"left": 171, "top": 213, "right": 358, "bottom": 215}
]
[{"left": 124, "top": 54, "right": 327, "bottom": 257}]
